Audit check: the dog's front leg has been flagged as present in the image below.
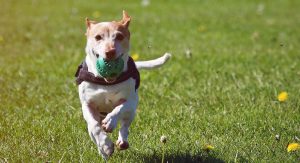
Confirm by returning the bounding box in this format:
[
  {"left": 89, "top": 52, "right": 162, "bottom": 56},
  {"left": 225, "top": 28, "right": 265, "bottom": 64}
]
[
  {"left": 116, "top": 111, "right": 136, "bottom": 150},
  {"left": 102, "top": 96, "right": 138, "bottom": 150},
  {"left": 81, "top": 103, "right": 114, "bottom": 160}
]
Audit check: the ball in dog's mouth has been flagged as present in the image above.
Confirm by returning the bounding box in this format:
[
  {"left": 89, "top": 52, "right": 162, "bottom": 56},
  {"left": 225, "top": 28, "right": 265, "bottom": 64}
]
[{"left": 96, "top": 56, "right": 124, "bottom": 82}]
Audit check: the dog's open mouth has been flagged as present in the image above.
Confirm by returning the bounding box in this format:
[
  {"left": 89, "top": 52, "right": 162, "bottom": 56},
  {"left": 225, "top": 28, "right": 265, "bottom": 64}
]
[
  {"left": 104, "top": 77, "right": 117, "bottom": 83},
  {"left": 95, "top": 54, "right": 125, "bottom": 83}
]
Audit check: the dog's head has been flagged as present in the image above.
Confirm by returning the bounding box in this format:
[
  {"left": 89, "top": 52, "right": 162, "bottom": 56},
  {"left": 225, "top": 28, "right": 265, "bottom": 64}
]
[{"left": 85, "top": 11, "right": 131, "bottom": 81}]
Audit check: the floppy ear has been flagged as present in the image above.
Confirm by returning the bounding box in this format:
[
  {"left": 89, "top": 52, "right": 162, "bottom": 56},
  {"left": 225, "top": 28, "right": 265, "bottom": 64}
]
[
  {"left": 85, "top": 17, "right": 97, "bottom": 29},
  {"left": 120, "top": 10, "right": 131, "bottom": 28}
]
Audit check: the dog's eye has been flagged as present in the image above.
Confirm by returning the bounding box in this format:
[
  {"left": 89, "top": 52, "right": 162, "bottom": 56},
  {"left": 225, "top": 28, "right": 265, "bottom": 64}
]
[
  {"left": 95, "top": 35, "right": 102, "bottom": 41},
  {"left": 115, "top": 33, "right": 124, "bottom": 41}
]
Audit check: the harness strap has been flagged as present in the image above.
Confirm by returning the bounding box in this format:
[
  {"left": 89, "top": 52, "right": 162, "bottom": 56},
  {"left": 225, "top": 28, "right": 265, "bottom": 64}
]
[{"left": 75, "top": 57, "right": 140, "bottom": 90}]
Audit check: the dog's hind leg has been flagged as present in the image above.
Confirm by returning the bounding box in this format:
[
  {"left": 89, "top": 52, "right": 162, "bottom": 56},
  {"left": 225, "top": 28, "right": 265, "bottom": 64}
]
[{"left": 82, "top": 103, "right": 114, "bottom": 160}]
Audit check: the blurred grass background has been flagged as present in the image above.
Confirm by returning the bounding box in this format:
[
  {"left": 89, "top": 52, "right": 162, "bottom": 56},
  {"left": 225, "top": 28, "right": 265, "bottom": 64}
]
[{"left": 0, "top": 0, "right": 300, "bottom": 162}]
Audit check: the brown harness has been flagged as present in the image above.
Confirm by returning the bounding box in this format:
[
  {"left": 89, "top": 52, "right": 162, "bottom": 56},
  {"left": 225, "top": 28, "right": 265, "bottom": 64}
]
[{"left": 75, "top": 57, "right": 140, "bottom": 90}]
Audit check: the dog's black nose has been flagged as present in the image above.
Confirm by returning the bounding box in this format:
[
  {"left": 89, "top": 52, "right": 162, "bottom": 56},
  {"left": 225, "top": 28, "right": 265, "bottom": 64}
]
[{"left": 105, "top": 48, "right": 116, "bottom": 60}]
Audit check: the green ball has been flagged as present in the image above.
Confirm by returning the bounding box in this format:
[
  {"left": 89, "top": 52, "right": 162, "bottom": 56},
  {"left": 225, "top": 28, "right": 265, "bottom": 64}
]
[{"left": 96, "top": 57, "right": 124, "bottom": 78}]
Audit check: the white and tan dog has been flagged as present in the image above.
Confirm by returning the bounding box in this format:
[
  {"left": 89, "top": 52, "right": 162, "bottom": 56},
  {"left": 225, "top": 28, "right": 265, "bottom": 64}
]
[{"left": 76, "top": 11, "right": 171, "bottom": 159}]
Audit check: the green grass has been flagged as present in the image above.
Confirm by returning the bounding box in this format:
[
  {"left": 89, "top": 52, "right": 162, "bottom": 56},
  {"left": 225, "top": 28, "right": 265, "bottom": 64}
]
[{"left": 1, "top": 0, "right": 300, "bottom": 162}]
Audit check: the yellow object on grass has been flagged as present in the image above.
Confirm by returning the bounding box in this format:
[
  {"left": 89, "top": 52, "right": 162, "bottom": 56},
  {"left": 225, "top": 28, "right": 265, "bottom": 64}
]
[
  {"left": 131, "top": 53, "right": 139, "bottom": 61},
  {"left": 278, "top": 91, "right": 288, "bottom": 102},
  {"left": 204, "top": 144, "right": 214, "bottom": 151},
  {"left": 287, "top": 143, "right": 300, "bottom": 152},
  {"left": 92, "top": 11, "right": 101, "bottom": 18}
]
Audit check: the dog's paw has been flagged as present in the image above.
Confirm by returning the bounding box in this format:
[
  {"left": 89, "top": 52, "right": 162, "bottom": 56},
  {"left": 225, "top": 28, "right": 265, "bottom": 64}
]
[
  {"left": 116, "top": 140, "right": 129, "bottom": 150},
  {"left": 98, "top": 140, "right": 114, "bottom": 160},
  {"left": 102, "top": 114, "right": 118, "bottom": 133}
]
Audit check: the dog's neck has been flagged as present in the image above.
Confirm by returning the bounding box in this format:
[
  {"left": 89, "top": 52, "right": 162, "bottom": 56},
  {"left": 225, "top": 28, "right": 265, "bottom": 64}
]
[{"left": 85, "top": 51, "right": 129, "bottom": 78}]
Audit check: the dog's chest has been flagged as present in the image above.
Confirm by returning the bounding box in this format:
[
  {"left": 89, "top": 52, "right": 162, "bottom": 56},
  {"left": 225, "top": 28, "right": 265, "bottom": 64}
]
[{"left": 79, "top": 79, "right": 135, "bottom": 112}]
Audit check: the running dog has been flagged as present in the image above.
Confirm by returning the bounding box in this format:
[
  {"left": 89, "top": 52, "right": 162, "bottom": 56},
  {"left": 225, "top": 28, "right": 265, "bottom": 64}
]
[{"left": 75, "top": 11, "right": 171, "bottom": 159}]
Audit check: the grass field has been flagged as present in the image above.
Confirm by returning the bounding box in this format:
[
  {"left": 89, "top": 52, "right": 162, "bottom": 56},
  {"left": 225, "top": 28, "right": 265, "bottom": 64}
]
[{"left": 1, "top": 0, "right": 300, "bottom": 162}]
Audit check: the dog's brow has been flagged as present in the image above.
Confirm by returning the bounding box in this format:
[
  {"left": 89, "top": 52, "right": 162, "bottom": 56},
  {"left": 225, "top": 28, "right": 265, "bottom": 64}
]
[
  {"left": 115, "top": 31, "right": 123, "bottom": 34},
  {"left": 92, "top": 25, "right": 110, "bottom": 36}
]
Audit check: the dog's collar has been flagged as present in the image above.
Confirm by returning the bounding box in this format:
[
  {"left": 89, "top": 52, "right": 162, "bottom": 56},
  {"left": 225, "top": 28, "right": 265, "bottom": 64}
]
[{"left": 75, "top": 57, "right": 140, "bottom": 90}]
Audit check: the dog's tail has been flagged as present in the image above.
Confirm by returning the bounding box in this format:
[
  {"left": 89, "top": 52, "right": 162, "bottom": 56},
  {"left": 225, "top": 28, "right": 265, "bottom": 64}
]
[{"left": 135, "top": 53, "right": 172, "bottom": 70}]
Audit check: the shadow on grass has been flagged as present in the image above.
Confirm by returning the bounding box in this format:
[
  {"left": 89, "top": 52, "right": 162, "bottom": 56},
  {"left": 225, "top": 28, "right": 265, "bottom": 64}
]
[{"left": 138, "top": 151, "right": 225, "bottom": 163}]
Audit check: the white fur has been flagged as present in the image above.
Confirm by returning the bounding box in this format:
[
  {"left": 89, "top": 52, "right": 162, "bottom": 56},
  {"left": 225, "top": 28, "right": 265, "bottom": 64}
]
[
  {"left": 135, "top": 53, "right": 171, "bottom": 70},
  {"left": 79, "top": 22, "right": 171, "bottom": 160},
  {"left": 79, "top": 78, "right": 138, "bottom": 159}
]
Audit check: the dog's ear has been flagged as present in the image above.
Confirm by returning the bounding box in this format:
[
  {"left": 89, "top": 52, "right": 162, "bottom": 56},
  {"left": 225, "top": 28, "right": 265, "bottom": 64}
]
[
  {"left": 120, "top": 10, "right": 131, "bottom": 28},
  {"left": 85, "top": 18, "right": 97, "bottom": 36},
  {"left": 86, "top": 17, "right": 97, "bottom": 29}
]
